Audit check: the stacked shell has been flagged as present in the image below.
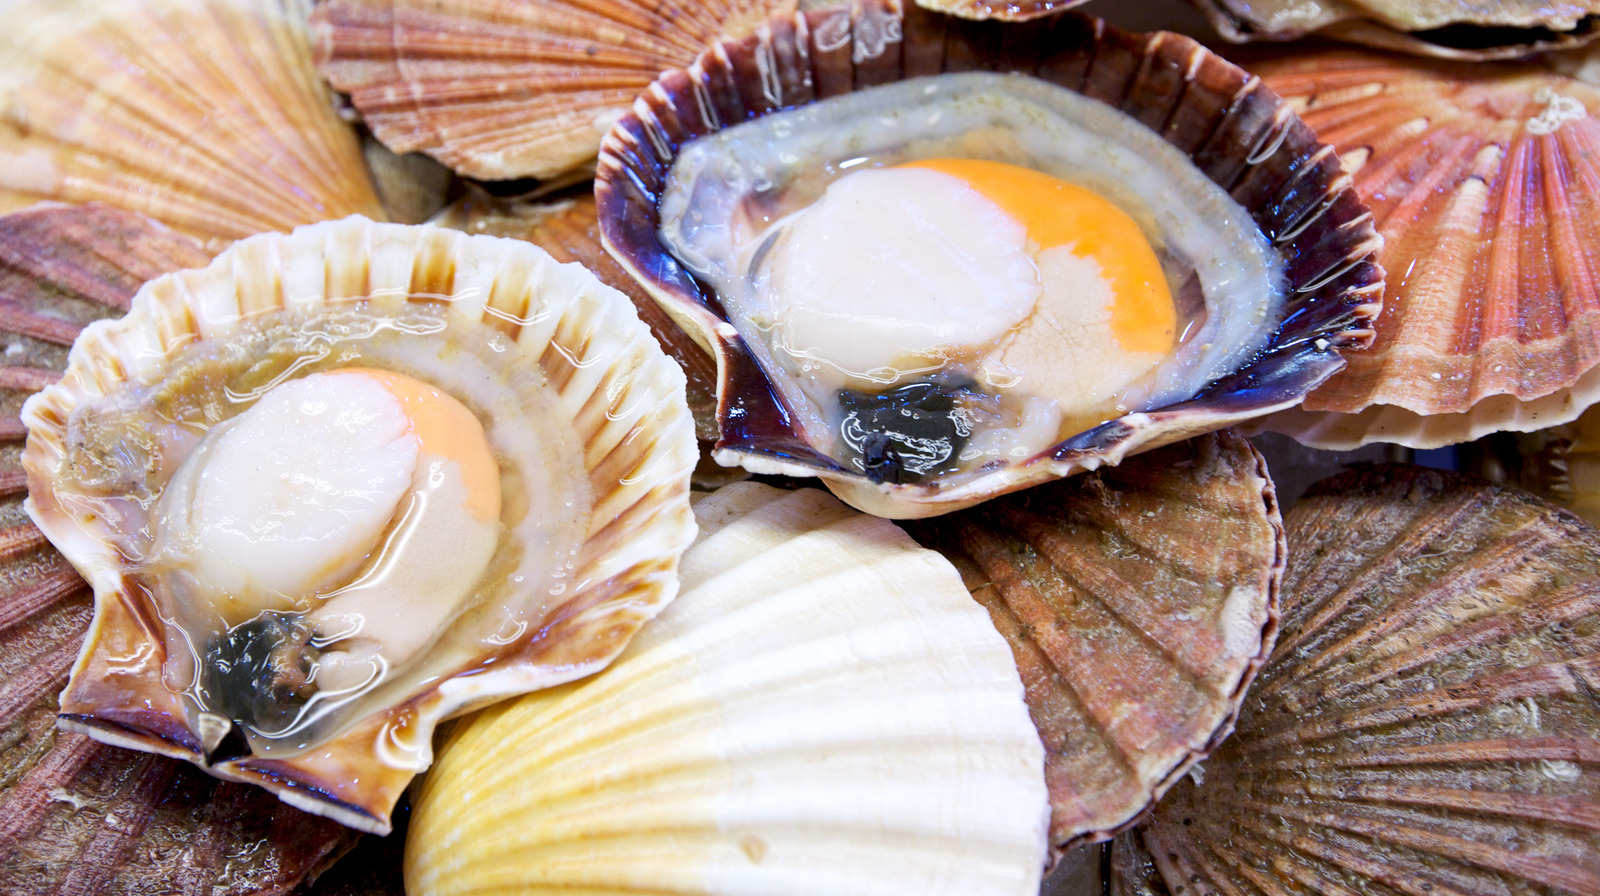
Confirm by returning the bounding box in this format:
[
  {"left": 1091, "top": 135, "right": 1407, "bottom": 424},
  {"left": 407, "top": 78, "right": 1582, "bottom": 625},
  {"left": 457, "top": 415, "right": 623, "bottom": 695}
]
[
  {"left": 20, "top": 215, "right": 700, "bottom": 834},
  {"left": 1110, "top": 465, "right": 1600, "bottom": 896},
  {"left": 596, "top": 0, "right": 1383, "bottom": 518},
  {"left": 0, "top": 204, "right": 364, "bottom": 896},
  {"left": 0, "top": 0, "right": 383, "bottom": 246}
]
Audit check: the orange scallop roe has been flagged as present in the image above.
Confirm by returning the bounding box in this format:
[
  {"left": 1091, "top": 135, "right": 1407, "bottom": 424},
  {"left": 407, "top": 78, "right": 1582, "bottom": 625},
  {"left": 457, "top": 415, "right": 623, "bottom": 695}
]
[
  {"left": 326, "top": 368, "right": 501, "bottom": 522},
  {"left": 903, "top": 158, "right": 1177, "bottom": 355}
]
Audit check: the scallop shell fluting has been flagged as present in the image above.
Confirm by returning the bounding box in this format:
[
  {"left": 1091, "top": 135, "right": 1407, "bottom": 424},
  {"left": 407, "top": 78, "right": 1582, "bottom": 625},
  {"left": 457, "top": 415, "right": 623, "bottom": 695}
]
[
  {"left": 902, "top": 429, "right": 1281, "bottom": 858},
  {"left": 22, "top": 215, "right": 700, "bottom": 835},
  {"left": 310, "top": 0, "right": 800, "bottom": 182},
  {"left": 596, "top": 0, "right": 1384, "bottom": 519},
  {"left": 1193, "top": 0, "right": 1600, "bottom": 60},
  {"left": 1247, "top": 49, "right": 1600, "bottom": 449},
  {"left": 0, "top": 204, "right": 357, "bottom": 896},
  {"left": 433, "top": 192, "right": 719, "bottom": 440},
  {"left": 406, "top": 481, "right": 1049, "bottom": 896},
  {"left": 1110, "top": 464, "right": 1600, "bottom": 896},
  {"left": 0, "top": 0, "right": 384, "bottom": 247}
]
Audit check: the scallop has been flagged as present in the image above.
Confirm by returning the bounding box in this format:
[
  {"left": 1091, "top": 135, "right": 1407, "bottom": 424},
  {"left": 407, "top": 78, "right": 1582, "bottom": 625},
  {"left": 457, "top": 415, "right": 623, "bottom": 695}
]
[
  {"left": 596, "top": 0, "right": 1384, "bottom": 518},
  {"left": 20, "top": 215, "right": 700, "bottom": 834}
]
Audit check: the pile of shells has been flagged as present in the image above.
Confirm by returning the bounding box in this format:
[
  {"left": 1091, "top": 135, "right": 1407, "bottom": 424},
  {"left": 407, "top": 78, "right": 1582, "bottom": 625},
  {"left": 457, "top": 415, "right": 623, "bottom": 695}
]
[{"left": 1, "top": 0, "right": 1599, "bottom": 895}]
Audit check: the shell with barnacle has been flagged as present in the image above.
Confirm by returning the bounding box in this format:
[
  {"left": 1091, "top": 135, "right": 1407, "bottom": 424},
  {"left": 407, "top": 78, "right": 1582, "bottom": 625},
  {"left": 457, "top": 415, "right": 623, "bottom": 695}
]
[{"left": 20, "top": 215, "right": 699, "bottom": 835}]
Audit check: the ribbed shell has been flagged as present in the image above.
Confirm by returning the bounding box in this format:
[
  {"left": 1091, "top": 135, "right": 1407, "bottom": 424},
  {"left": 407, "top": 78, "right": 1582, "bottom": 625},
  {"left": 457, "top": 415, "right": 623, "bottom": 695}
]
[
  {"left": 1249, "top": 49, "right": 1600, "bottom": 449},
  {"left": 23, "top": 216, "right": 700, "bottom": 835},
  {"left": 1110, "top": 464, "right": 1600, "bottom": 896},
  {"left": 0, "top": 204, "right": 356, "bottom": 896},
  {"left": 406, "top": 482, "right": 1049, "bottom": 896},
  {"left": 0, "top": 0, "right": 384, "bottom": 248},
  {"left": 1193, "top": 0, "right": 1600, "bottom": 60},
  {"left": 433, "top": 192, "right": 719, "bottom": 439},
  {"left": 903, "top": 429, "right": 1282, "bottom": 858},
  {"left": 311, "top": 0, "right": 799, "bottom": 182},
  {"left": 596, "top": 0, "right": 1383, "bottom": 519}
]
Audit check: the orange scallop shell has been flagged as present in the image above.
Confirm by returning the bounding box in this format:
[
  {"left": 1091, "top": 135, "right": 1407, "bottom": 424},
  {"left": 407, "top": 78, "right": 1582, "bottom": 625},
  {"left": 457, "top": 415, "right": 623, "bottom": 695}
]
[
  {"left": 1248, "top": 48, "right": 1600, "bottom": 448},
  {"left": 311, "top": 0, "right": 799, "bottom": 182},
  {"left": 1110, "top": 464, "right": 1600, "bottom": 896}
]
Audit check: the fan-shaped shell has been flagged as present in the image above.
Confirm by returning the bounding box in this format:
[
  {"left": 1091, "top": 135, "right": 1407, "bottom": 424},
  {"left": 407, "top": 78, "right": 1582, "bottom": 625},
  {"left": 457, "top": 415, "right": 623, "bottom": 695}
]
[
  {"left": 0, "top": 204, "right": 357, "bottom": 896},
  {"left": 0, "top": 0, "right": 384, "bottom": 247},
  {"left": 22, "top": 216, "right": 700, "bottom": 835},
  {"left": 1110, "top": 464, "right": 1600, "bottom": 896},
  {"left": 1193, "top": 0, "right": 1600, "bottom": 60},
  {"left": 434, "top": 192, "right": 719, "bottom": 440},
  {"left": 310, "top": 0, "right": 800, "bottom": 182},
  {"left": 903, "top": 429, "right": 1281, "bottom": 859},
  {"left": 406, "top": 481, "right": 1049, "bottom": 896},
  {"left": 596, "top": 0, "right": 1383, "bottom": 519},
  {"left": 1249, "top": 49, "right": 1600, "bottom": 449}
]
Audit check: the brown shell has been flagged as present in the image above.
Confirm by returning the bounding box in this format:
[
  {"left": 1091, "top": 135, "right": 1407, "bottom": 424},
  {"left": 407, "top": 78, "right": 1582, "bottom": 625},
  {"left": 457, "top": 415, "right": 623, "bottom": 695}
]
[
  {"left": 1248, "top": 49, "right": 1600, "bottom": 449},
  {"left": 0, "top": 204, "right": 357, "bottom": 896},
  {"left": 1111, "top": 464, "right": 1600, "bottom": 896},
  {"left": 433, "top": 191, "right": 719, "bottom": 440},
  {"left": 310, "top": 0, "right": 799, "bottom": 182},
  {"left": 1194, "top": 0, "right": 1600, "bottom": 60},
  {"left": 911, "top": 0, "right": 1090, "bottom": 22},
  {"left": 903, "top": 429, "right": 1282, "bottom": 859},
  {"left": 596, "top": 0, "right": 1384, "bottom": 519},
  {"left": 0, "top": 0, "right": 384, "bottom": 248}
]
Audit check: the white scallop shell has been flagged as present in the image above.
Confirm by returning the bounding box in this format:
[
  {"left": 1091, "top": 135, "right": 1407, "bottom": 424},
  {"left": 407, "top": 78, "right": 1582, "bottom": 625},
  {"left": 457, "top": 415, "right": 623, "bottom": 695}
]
[
  {"left": 406, "top": 481, "right": 1050, "bottom": 896},
  {"left": 20, "top": 215, "right": 700, "bottom": 834}
]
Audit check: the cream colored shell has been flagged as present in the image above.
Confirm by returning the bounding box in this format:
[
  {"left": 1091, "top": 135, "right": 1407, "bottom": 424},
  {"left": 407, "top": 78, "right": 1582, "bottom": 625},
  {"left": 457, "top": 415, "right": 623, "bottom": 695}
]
[
  {"left": 406, "top": 482, "right": 1050, "bottom": 896},
  {"left": 20, "top": 216, "right": 700, "bottom": 835}
]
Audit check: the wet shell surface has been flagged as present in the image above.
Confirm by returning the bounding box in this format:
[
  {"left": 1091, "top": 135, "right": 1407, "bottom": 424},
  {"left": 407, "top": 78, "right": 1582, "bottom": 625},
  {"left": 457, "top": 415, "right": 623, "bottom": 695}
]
[
  {"left": 597, "top": 0, "right": 1383, "bottom": 519},
  {"left": 406, "top": 481, "right": 1049, "bottom": 896},
  {"left": 311, "top": 0, "right": 800, "bottom": 182},
  {"left": 0, "top": 0, "right": 384, "bottom": 247},
  {"left": 903, "top": 429, "right": 1281, "bottom": 858},
  {"left": 1110, "top": 465, "right": 1600, "bottom": 896},
  {"left": 433, "top": 191, "right": 720, "bottom": 440},
  {"left": 1193, "top": 0, "right": 1600, "bottom": 60},
  {"left": 0, "top": 204, "right": 360, "bottom": 896},
  {"left": 21, "top": 215, "right": 700, "bottom": 835},
  {"left": 1250, "top": 49, "right": 1600, "bottom": 450}
]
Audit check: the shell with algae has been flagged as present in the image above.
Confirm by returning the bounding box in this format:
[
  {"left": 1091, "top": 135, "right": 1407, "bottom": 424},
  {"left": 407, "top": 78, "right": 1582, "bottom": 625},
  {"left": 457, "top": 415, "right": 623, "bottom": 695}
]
[
  {"left": 904, "top": 429, "right": 1281, "bottom": 860},
  {"left": 406, "top": 481, "right": 1050, "bottom": 896},
  {"left": 0, "top": 203, "right": 359, "bottom": 896},
  {"left": 21, "top": 215, "right": 700, "bottom": 835},
  {"left": 1111, "top": 464, "right": 1600, "bottom": 896},
  {"left": 0, "top": 0, "right": 384, "bottom": 246},
  {"left": 596, "top": 0, "right": 1383, "bottom": 519},
  {"left": 1248, "top": 48, "right": 1600, "bottom": 449}
]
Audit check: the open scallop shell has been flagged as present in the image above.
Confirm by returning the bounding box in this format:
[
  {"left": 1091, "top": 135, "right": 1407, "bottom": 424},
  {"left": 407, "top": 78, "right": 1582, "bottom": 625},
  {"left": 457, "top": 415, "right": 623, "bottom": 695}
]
[
  {"left": 1110, "top": 464, "right": 1600, "bottom": 896},
  {"left": 310, "top": 0, "right": 800, "bottom": 182},
  {"left": 0, "top": 0, "right": 384, "bottom": 247},
  {"left": 406, "top": 481, "right": 1049, "bottom": 896},
  {"left": 903, "top": 429, "right": 1281, "bottom": 859},
  {"left": 1248, "top": 49, "right": 1600, "bottom": 449},
  {"left": 0, "top": 204, "right": 358, "bottom": 896},
  {"left": 21, "top": 215, "right": 700, "bottom": 835},
  {"left": 596, "top": 0, "right": 1383, "bottom": 519},
  {"left": 1193, "top": 0, "right": 1600, "bottom": 60}
]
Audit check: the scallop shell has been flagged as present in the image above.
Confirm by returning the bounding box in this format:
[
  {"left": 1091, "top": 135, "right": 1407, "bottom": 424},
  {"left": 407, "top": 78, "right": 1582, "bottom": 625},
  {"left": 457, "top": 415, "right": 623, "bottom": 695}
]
[
  {"left": 310, "top": 0, "right": 800, "bottom": 182},
  {"left": 1248, "top": 49, "right": 1600, "bottom": 450},
  {"left": 596, "top": 0, "right": 1383, "bottom": 519},
  {"left": 22, "top": 215, "right": 700, "bottom": 835},
  {"left": 406, "top": 480, "right": 1050, "bottom": 896},
  {"left": 1109, "top": 464, "right": 1600, "bottom": 896},
  {"left": 0, "top": 204, "right": 358, "bottom": 896},
  {"left": 1193, "top": 0, "right": 1600, "bottom": 60},
  {"left": 0, "top": 0, "right": 384, "bottom": 247},
  {"left": 433, "top": 191, "right": 720, "bottom": 440},
  {"left": 910, "top": 0, "right": 1090, "bottom": 22},
  {"left": 902, "top": 429, "right": 1281, "bottom": 859}
]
